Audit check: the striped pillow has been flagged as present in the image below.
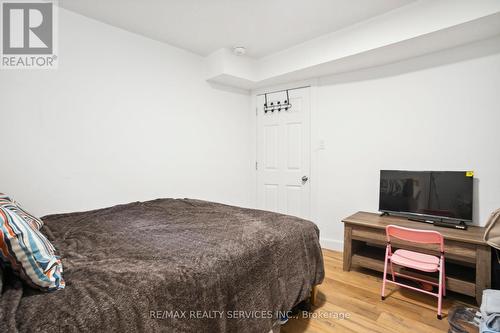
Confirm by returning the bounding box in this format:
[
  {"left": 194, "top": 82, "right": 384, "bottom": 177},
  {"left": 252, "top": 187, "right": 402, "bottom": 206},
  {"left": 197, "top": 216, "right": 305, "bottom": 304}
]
[
  {"left": 0, "top": 200, "right": 64, "bottom": 291},
  {"left": 0, "top": 194, "right": 44, "bottom": 230}
]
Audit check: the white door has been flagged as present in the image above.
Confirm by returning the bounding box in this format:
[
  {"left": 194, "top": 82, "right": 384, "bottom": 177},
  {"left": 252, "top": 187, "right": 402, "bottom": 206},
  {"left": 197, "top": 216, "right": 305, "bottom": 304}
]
[{"left": 256, "top": 87, "right": 311, "bottom": 219}]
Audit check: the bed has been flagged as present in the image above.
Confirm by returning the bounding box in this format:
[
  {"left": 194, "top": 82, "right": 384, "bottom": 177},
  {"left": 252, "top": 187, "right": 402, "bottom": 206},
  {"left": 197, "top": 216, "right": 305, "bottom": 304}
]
[{"left": 0, "top": 198, "right": 324, "bottom": 333}]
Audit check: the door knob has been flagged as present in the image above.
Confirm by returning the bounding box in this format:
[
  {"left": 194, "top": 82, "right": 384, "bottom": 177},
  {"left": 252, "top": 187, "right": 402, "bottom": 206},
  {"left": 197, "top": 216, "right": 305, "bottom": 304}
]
[{"left": 302, "top": 176, "right": 309, "bottom": 182}]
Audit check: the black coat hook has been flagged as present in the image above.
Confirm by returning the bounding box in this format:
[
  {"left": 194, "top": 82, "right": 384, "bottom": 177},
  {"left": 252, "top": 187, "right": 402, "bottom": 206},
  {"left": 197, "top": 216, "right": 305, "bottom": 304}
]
[{"left": 263, "top": 90, "right": 292, "bottom": 114}]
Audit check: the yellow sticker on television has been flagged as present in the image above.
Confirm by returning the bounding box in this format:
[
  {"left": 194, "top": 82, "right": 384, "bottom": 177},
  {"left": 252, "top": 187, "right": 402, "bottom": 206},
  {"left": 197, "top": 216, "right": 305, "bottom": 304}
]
[{"left": 466, "top": 171, "right": 474, "bottom": 177}]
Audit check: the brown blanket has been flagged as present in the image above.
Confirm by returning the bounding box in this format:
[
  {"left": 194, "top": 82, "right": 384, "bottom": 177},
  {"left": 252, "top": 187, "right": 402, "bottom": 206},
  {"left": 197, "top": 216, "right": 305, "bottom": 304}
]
[{"left": 0, "top": 199, "right": 324, "bottom": 333}]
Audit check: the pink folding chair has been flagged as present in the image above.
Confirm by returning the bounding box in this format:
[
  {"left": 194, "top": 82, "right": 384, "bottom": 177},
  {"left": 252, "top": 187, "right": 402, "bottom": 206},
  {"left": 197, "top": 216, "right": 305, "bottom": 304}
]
[{"left": 381, "top": 225, "right": 446, "bottom": 319}]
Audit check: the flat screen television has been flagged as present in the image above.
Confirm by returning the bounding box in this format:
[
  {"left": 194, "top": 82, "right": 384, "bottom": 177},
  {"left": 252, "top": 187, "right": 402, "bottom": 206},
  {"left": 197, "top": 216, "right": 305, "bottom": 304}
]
[{"left": 379, "top": 170, "right": 473, "bottom": 224}]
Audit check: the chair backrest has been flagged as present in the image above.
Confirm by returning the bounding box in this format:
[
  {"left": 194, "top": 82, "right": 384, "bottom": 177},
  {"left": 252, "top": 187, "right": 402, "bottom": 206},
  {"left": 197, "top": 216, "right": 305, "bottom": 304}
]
[{"left": 386, "top": 225, "right": 444, "bottom": 252}]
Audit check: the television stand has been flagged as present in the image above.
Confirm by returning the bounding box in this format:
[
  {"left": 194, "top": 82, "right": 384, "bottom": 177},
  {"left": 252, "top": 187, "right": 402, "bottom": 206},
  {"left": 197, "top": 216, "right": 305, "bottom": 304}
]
[{"left": 342, "top": 211, "right": 490, "bottom": 304}]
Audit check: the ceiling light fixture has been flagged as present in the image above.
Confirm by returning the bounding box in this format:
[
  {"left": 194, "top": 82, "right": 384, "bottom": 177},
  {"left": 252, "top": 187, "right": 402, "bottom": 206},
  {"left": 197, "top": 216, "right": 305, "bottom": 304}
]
[{"left": 233, "top": 46, "right": 246, "bottom": 56}]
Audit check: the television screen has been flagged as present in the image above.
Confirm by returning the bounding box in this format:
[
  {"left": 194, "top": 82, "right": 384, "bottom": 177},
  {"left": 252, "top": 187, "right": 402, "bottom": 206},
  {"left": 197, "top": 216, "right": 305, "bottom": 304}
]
[{"left": 379, "top": 170, "right": 473, "bottom": 222}]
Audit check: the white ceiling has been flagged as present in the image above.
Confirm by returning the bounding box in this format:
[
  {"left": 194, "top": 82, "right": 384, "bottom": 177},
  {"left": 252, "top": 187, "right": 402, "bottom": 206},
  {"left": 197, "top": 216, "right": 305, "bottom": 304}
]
[{"left": 59, "top": 0, "right": 416, "bottom": 58}]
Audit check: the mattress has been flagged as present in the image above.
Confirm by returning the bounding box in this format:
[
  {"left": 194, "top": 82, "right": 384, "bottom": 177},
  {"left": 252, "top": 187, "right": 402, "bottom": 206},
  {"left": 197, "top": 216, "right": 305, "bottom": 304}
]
[{"left": 0, "top": 199, "right": 324, "bottom": 333}]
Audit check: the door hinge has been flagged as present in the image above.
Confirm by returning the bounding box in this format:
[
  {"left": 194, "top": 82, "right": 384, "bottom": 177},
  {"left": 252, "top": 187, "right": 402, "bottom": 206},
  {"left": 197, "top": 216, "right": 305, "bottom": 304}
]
[
  {"left": 255, "top": 161, "right": 258, "bottom": 170},
  {"left": 256, "top": 107, "right": 258, "bottom": 116}
]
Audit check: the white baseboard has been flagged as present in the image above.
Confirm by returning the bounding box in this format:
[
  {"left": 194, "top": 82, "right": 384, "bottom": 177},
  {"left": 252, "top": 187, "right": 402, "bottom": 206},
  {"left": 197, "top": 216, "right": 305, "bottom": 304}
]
[{"left": 320, "top": 237, "right": 343, "bottom": 251}]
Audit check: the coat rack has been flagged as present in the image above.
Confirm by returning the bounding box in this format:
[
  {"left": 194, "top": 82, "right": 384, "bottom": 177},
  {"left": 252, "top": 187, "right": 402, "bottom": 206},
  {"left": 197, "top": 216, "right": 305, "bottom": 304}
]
[{"left": 264, "top": 90, "right": 292, "bottom": 113}]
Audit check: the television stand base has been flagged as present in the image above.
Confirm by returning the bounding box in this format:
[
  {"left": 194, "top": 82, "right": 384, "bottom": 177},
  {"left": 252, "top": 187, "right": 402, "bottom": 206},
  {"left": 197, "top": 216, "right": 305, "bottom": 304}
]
[
  {"left": 433, "top": 220, "right": 468, "bottom": 230},
  {"left": 408, "top": 217, "right": 434, "bottom": 224},
  {"left": 406, "top": 217, "right": 468, "bottom": 230},
  {"left": 379, "top": 212, "right": 389, "bottom": 217}
]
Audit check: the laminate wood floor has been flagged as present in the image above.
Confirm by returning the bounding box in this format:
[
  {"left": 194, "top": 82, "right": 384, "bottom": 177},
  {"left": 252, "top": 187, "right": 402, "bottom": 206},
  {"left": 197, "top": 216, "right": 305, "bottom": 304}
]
[{"left": 282, "top": 249, "right": 476, "bottom": 333}]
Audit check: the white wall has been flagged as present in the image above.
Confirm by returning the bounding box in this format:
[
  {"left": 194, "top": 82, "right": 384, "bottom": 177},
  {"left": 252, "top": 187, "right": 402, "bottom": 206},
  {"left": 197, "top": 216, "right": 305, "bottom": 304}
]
[
  {"left": 311, "top": 38, "right": 500, "bottom": 249},
  {"left": 0, "top": 9, "right": 253, "bottom": 216}
]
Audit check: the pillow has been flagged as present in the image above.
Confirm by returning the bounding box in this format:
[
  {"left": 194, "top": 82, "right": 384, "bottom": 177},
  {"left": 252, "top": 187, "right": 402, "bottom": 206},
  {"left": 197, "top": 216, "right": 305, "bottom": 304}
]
[
  {"left": 0, "top": 193, "right": 44, "bottom": 230},
  {"left": 0, "top": 204, "right": 64, "bottom": 291}
]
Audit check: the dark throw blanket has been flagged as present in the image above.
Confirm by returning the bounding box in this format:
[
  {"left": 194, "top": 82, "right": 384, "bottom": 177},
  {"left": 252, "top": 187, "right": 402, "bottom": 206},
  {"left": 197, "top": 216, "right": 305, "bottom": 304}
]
[{"left": 0, "top": 199, "right": 324, "bottom": 333}]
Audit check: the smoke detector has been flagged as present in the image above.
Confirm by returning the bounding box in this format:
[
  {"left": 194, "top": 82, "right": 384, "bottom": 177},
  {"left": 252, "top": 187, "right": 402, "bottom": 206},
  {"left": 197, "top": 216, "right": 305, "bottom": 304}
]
[{"left": 233, "top": 46, "right": 246, "bottom": 56}]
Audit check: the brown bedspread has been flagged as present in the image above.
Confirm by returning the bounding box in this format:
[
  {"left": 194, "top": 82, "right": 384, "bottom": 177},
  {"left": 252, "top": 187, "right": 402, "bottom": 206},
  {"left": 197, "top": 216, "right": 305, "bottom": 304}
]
[{"left": 0, "top": 199, "right": 324, "bottom": 333}]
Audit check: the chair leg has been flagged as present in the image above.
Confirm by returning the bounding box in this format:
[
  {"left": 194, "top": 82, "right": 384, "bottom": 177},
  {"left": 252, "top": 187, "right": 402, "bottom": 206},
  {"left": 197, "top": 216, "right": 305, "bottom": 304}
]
[
  {"left": 442, "top": 258, "right": 446, "bottom": 297},
  {"left": 437, "top": 258, "right": 443, "bottom": 320},
  {"left": 389, "top": 261, "right": 396, "bottom": 282},
  {"left": 381, "top": 246, "right": 389, "bottom": 301}
]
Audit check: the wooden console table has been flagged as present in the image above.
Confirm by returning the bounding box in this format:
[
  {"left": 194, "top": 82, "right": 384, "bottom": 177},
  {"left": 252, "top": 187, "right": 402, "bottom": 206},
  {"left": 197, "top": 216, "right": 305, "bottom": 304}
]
[{"left": 342, "top": 211, "right": 491, "bottom": 304}]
